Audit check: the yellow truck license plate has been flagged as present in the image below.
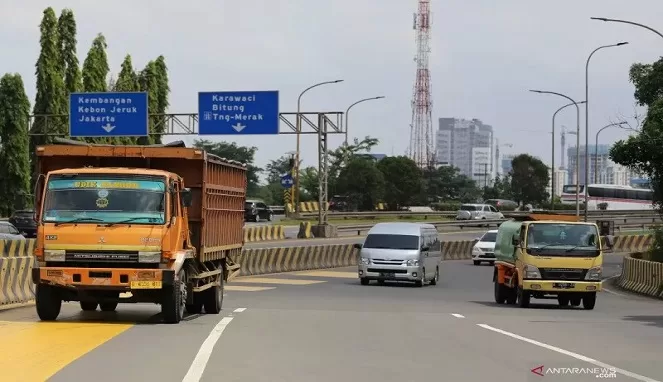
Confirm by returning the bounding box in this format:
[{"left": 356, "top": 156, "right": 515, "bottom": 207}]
[{"left": 130, "top": 281, "right": 162, "bottom": 289}]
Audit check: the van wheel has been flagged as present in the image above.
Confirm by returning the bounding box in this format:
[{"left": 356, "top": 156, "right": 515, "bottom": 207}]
[
  {"left": 80, "top": 302, "right": 98, "bottom": 311},
  {"left": 360, "top": 278, "right": 370, "bottom": 285},
  {"left": 429, "top": 267, "right": 439, "bottom": 286},
  {"left": 473, "top": 260, "right": 480, "bottom": 266},
  {"left": 583, "top": 292, "right": 596, "bottom": 310}
]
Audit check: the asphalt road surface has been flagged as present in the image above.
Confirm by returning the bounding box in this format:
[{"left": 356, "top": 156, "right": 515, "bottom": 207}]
[{"left": 2, "top": 252, "right": 662, "bottom": 382}]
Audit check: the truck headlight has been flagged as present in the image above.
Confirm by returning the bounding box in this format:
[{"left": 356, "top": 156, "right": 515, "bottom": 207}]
[
  {"left": 44, "top": 249, "right": 65, "bottom": 262},
  {"left": 138, "top": 251, "right": 161, "bottom": 263},
  {"left": 524, "top": 264, "right": 542, "bottom": 279},
  {"left": 360, "top": 257, "right": 370, "bottom": 265},
  {"left": 585, "top": 266, "right": 602, "bottom": 281},
  {"left": 406, "top": 259, "right": 419, "bottom": 266}
]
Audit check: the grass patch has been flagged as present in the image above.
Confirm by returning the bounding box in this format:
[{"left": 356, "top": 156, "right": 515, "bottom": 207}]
[{"left": 278, "top": 216, "right": 450, "bottom": 226}]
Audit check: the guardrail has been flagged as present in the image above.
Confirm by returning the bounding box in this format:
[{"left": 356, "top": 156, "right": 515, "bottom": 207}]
[
  {"left": 335, "top": 215, "right": 663, "bottom": 236},
  {"left": 269, "top": 206, "right": 285, "bottom": 215},
  {"left": 296, "top": 209, "right": 660, "bottom": 220}
]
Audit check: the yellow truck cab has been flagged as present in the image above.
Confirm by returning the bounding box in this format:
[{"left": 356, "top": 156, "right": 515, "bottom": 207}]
[{"left": 492, "top": 213, "right": 614, "bottom": 310}]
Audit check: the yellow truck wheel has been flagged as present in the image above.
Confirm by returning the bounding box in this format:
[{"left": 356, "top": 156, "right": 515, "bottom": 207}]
[
  {"left": 583, "top": 293, "right": 596, "bottom": 310},
  {"left": 36, "top": 284, "right": 62, "bottom": 321}
]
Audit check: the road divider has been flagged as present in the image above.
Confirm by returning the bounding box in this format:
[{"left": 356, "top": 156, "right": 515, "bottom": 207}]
[
  {"left": 617, "top": 254, "right": 663, "bottom": 298},
  {"left": 243, "top": 225, "right": 286, "bottom": 242},
  {"left": 0, "top": 234, "right": 657, "bottom": 307}
]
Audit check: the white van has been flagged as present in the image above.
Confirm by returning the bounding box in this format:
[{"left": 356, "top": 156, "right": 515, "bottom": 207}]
[{"left": 354, "top": 222, "right": 442, "bottom": 287}]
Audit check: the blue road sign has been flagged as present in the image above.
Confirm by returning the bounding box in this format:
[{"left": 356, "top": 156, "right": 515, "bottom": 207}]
[
  {"left": 280, "top": 173, "right": 294, "bottom": 189},
  {"left": 69, "top": 92, "right": 148, "bottom": 138},
  {"left": 198, "top": 91, "right": 279, "bottom": 135}
]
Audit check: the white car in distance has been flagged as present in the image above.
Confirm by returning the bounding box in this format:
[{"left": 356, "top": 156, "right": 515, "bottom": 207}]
[{"left": 472, "top": 229, "right": 497, "bottom": 266}]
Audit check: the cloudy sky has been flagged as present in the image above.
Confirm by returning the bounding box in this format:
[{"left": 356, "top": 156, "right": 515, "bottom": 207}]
[{"left": 1, "top": 0, "right": 662, "bottom": 179}]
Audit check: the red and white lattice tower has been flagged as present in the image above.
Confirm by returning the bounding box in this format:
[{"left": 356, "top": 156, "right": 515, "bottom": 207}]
[{"left": 408, "top": 0, "right": 434, "bottom": 168}]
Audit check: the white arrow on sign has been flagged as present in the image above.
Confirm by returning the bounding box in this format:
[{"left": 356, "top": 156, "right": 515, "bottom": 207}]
[
  {"left": 101, "top": 123, "right": 115, "bottom": 133},
  {"left": 231, "top": 123, "right": 246, "bottom": 132}
]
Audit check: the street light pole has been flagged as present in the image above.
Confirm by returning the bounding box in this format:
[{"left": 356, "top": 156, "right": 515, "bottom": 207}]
[
  {"left": 530, "top": 90, "right": 582, "bottom": 218},
  {"left": 344, "top": 96, "right": 386, "bottom": 146},
  {"left": 551, "top": 101, "right": 586, "bottom": 210},
  {"left": 585, "top": 42, "right": 628, "bottom": 220},
  {"left": 293, "top": 79, "right": 344, "bottom": 212},
  {"left": 594, "top": 122, "right": 627, "bottom": 183},
  {"left": 591, "top": 17, "right": 663, "bottom": 40}
]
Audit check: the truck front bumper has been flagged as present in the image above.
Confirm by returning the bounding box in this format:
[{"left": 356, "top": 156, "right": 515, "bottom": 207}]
[
  {"left": 522, "top": 280, "right": 601, "bottom": 293},
  {"left": 32, "top": 267, "right": 175, "bottom": 290}
]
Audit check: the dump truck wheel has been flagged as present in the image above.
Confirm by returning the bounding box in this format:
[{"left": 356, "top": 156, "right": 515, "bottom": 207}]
[
  {"left": 204, "top": 278, "right": 224, "bottom": 315},
  {"left": 494, "top": 280, "right": 506, "bottom": 304},
  {"left": 80, "top": 302, "right": 98, "bottom": 311},
  {"left": 557, "top": 296, "right": 570, "bottom": 307},
  {"left": 100, "top": 302, "right": 118, "bottom": 312},
  {"left": 583, "top": 292, "right": 596, "bottom": 310},
  {"left": 570, "top": 298, "right": 581, "bottom": 307},
  {"left": 162, "top": 271, "right": 185, "bottom": 324},
  {"left": 36, "top": 284, "right": 62, "bottom": 321},
  {"left": 186, "top": 303, "right": 202, "bottom": 314}
]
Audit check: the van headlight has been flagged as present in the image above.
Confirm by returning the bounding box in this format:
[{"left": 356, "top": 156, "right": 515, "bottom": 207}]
[
  {"left": 360, "top": 257, "right": 370, "bottom": 265},
  {"left": 406, "top": 259, "right": 419, "bottom": 266},
  {"left": 472, "top": 246, "right": 482, "bottom": 254},
  {"left": 524, "top": 264, "right": 542, "bottom": 279},
  {"left": 585, "top": 266, "right": 602, "bottom": 281}
]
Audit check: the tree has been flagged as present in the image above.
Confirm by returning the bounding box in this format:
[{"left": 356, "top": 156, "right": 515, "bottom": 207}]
[
  {"left": 377, "top": 156, "right": 422, "bottom": 209},
  {"left": 32, "top": 7, "right": 67, "bottom": 148},
  {"left": 265, "top": 154, "right": 296, "bottom": 184},
  {"left": 81, "top": 33, "right": 110, "bottom": 143},
  {"left": 0, "top": 74, "right": 32, "bottom": 215},
  {"left": 328, "top": 136, "right": 379, "bottom": 195},
  {"left": 153, "top": 56, "right": 170, "bottom": 144},
  {"left": 138, "top": 61, "right": 159, "bottom": 144},
  {"left": 509, "top": 154, "right": 550, "bottom": 207},
  {"left": 57, "top": 9, "right": 81, "bottom": 94},
  {"left": 423, "top": 166, "right": 480, "bottom": 203},
  {"left": 112, "top": 55, "right": 141, "bottom": 145},
  {"left": 336, "top": 157, "right": 385, "bottom": 210},
  {"left": 193, "top": 140, "right": 262, "bottom": 196}
]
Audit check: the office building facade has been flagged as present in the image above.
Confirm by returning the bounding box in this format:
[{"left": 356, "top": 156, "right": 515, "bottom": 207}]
[{"left": 436, "top": 118, "right": 494, "bottom": 184}]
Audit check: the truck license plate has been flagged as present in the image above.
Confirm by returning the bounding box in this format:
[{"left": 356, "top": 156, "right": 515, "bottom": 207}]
[
  {"left": 380, "top": 272, "right": 395, "bottom": 278},
  {"left": 130, "top": 281, "right": 162, "bottom": 289},
  {"left": 553, "top": 282, "right": 575, "bottom": 289}
]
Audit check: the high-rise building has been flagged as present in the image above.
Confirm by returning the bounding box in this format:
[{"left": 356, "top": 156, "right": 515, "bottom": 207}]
[
  {"left": 435, "top": 118, "right": 494, "bottom": 183},
  {"left": 566, "top": 145, "right": 631, "bottom": 186},
  {"left": 501, "top": 154, "right": 515, "bottom": 175}
]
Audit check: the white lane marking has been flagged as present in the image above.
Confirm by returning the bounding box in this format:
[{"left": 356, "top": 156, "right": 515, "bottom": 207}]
[
  {"left": 451, "top": 313, "right": 465, "bottom": 318},
  {"left": 601, "top": 275, "right": 627, "bottom": 297},
  {"left": 182, "top": 317, "right": 234, "bottom": 382},
  {"left": 477, "top": 324, "right": 661, "bottom": 382},
  {"left": 233, "top": 308, "right": 246, "bottom": 313}
]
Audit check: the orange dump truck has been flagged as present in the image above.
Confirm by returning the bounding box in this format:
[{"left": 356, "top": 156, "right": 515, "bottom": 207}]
[{"left": 31, "top": 139, "right": 246, "bottom": 323}]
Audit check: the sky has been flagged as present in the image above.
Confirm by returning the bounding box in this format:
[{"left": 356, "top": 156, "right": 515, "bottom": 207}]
[{"left": 1, "top": 0, "right": 662, "bottom": 182}]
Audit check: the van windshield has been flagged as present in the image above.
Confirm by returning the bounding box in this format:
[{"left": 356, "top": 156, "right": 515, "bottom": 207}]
[{"left": 363, "top": 234, "right": 419, "bottom": 250}]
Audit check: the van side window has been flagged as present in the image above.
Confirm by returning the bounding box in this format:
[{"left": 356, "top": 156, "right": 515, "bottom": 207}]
[{"left": 433, "top": 234, "right": 440, "bottom": 251}]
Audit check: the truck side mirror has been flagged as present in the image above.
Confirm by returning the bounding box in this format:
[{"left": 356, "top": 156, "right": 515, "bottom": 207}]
[
  {"left": 180, "top": 188, "right": 192, "bottom": 207},
  {"left": 511, "top": 235, "right": 519, "bottom": 246}
]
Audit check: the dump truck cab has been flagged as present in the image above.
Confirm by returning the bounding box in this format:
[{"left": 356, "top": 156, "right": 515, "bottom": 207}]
[{"left": 493, "top": 213, "right": 613, "bottom": 310}]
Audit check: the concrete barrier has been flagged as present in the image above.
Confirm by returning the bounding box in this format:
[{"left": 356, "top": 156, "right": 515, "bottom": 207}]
[
  {"left": 612, "top": 234, "right": 653, "bottom": 252},
  {"left": 617, "top": 255, "right": 663, "bottom": 298},
  {"left": 243, "top": 225, "right": 286, "bottom": 242},
  {"left": 239, "top": 244, "right": 357, "bottom": 276},
  {"left": 0, "top": 240, "right": 36, "bottom": 308}
]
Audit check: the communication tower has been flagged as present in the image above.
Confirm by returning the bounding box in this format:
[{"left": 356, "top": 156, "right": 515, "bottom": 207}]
[{"left": 408, "top": 0, "right": 435, "bottom": 168}]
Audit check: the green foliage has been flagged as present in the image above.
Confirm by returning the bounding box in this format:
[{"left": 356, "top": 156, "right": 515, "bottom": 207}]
[
  {"left": 647, "top": 226, "right": 663, "bottom": 263},
  {"left": 431, "top": 201, "right": 461, "bottom": 211},
  {"left": 57, "top": 9, "right": 81, "bottom": 94},
  {"left": 82, "top": 34, "right": 109, "bottom": 92},
  {"left": 193, "top": 140, "right": 262, "bottom": 196},
  {"left": 0, "top": 74, "right": 32, "bottom": 215},
  {"left": 138, "top": 61, "right": 159, "bottom": 144},
  {"left": 423, "top": 166, "right": 480, "bottom": 203},
  {"left": 336, "top": 157, "right": 385, "bottom": 210},
  {"left": 265, "top": 154, "right": 297, "bottom": 184},
  {"left": 32, "top": 7, "right": 67, "bottom": 139},
  {"left": 376, "top": 156, "right": 422, "bottom": 209},
  {"left": 509, "top": 154, "right": 550, "bottom": 206}
]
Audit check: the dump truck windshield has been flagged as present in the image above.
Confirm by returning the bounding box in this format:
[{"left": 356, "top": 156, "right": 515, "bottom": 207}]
[
  {"left": 526, "top": 223, "right": 599, "bottom": 256},
  {"left": 42, "top": 175, "right": 166, "bottom": 225}
]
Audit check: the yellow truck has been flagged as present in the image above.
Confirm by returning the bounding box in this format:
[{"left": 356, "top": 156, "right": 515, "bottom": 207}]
[
  {"left": 492, "top": 214, "right": 614, "bottom": 310},
  {"left": 31, "top": 139, "right": 246, "bottom": 323}
]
